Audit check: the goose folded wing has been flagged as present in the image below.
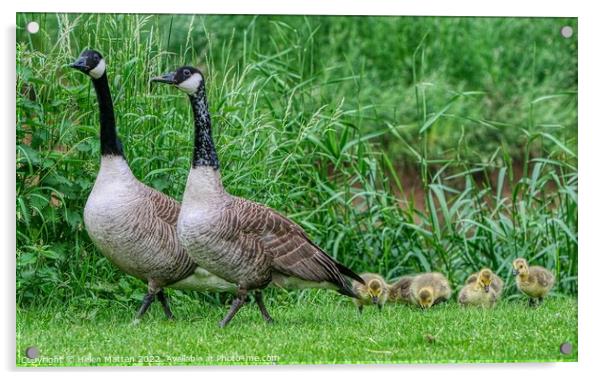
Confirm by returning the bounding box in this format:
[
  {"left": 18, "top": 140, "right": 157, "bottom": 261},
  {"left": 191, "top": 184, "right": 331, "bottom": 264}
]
[{"left": 230, "top": 198, "right": 352, "bottom": 286}]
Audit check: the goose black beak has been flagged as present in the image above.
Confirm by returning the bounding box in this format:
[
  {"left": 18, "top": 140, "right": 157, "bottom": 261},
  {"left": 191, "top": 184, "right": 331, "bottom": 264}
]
[
  {"left": 151, "top": 72, "right": 177, "bottom": 84},
  {"left": 484, "top": 285, "right": 490, "bottom": 293},
  {"left": 371, "top": 296, "right": 379, "bottom": 305},
  {"left": 512, "top": 269, "right": 518, "bottom": 276},
  {"left": 69, "top": 57, "right": 89, "bottom": 71}
]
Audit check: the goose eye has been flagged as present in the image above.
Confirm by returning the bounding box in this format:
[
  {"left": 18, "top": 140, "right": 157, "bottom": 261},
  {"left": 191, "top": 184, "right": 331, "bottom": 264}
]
[{"left": 183, "top": 69, "right": 191, "bottom": 77}]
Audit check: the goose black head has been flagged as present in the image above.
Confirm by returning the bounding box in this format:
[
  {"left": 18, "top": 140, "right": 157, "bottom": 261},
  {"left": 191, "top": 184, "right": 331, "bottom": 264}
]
[
  {"left": 70, "top": 49, "right": 106, "bottom": 79},
  {"left": 151, "top": 66, "right": 204, "bottom": 95}
]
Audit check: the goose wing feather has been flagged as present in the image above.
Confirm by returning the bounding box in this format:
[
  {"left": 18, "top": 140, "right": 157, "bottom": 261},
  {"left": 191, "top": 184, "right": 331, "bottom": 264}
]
[
  {"left": 221, "top": 197, "right": 362, "bottom": 291},
  {"left": 137, "top": 184, "right": 196, "bottom": 281}
]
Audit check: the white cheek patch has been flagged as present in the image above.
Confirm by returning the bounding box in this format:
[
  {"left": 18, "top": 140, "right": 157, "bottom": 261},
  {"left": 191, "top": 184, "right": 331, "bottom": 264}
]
[
  {"left": 89, "top": 59, "right": 106, "bottom": 79},
  {"left": 177, "top": 73, "right": 202, "bottom": 94}
]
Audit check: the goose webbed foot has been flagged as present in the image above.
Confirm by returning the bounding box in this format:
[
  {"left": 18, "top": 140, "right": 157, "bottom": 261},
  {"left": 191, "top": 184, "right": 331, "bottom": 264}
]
[
  {"left": 219, "top": 288, "right": 248, "bottom": 328},
  {"left": 157, "top": 289, "right": 175, "bottom": 320},
  {"left": 255, "top": 291, "right": 274, "bottom": 323},
  {"left": 134, "top": 292, "right": 156, "bottom": 321}
]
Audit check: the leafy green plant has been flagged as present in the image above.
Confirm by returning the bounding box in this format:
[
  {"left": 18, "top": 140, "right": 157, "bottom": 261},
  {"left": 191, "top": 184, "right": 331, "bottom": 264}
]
[{"left": 16, "top": 14, "right": 577, "bottom": 309}]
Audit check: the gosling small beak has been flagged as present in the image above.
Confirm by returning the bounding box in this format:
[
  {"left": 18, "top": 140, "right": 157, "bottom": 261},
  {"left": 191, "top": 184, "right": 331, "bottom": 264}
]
[
  {"left": 151, "top": 71, "right": 177, "bottom": 84},
  {"left": 371, "top": 296, "right": 379, "bottom": 304},
  {"left": 69, "top": 57, "right": 88, "bottom": 71},
  {"left": 512, "top": 269, "right": 518, "bottom": 276},
  {"left": 484, "top": 285, "right": 490, "bottom": 293}
]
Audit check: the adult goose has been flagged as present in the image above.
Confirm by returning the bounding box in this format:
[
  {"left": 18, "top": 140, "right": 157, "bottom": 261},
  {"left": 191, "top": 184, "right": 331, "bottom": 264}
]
[
  {"left": 69, "top": 50, "right": 235, "bottom": 321},
  {"left": 152, "top": 66, "right": 364, "bottom": 327}
]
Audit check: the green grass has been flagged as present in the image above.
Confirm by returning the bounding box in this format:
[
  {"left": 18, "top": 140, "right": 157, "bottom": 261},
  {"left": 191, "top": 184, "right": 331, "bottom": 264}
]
[{"left": 17, "top": 294, "right": 577, "bottom": 366}]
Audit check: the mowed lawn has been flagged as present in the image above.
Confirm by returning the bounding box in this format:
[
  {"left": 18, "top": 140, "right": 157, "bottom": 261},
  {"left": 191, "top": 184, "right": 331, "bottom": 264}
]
[{"left": 17, "top": 295, "right": 577, "bottom": 366}]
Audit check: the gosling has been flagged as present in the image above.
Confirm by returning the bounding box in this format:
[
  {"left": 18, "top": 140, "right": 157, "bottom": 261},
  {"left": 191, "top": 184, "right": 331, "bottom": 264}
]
[
  {"left": 387, "top": 275, "right": 415, "bottom": 304},
  {"left": 512, "top": 258, "right": 555, "bottom": 306},
  {"left": 458, "top": 268, "right": 504, "bottom": 308},
  {"left": 408, "top": 272, "right": 451, "bottom": 309},
  {"left": 352, "top": 273, "right": 388, "bottom": 312}
]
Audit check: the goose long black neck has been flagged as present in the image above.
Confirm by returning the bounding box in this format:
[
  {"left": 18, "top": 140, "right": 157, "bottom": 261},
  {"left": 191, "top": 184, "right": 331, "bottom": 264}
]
[
  {"left": 189, "top": 87, "right": 219, "bottom": 170},
  {"left": 91, "top": 73, "right": 123, "bottom": 157}
]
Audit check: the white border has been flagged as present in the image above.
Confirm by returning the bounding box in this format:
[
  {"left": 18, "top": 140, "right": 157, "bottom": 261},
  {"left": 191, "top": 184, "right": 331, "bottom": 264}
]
[
  {"left": 12, "top": 0, "right": 580, "bottom": 17},
  {"left": 3, "top": 1, "right": 601, "bottom": 379}
]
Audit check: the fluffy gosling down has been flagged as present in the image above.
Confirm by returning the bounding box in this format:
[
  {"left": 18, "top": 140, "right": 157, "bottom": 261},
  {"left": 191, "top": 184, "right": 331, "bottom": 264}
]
[
  {"left": 407, "top": 272, "right": 452, "bottom": 309},
  {"left": 458, "top": 268, "right": 504, "bottom": 308},
  {"left": 352, "top": 273, "right": 388, "bottom": 312},
  {"left": 387, "top": 275, "right": 415, "bottom": 304},
  {"left": 512, "top": 258, "right": 555, "bottom": 306}
]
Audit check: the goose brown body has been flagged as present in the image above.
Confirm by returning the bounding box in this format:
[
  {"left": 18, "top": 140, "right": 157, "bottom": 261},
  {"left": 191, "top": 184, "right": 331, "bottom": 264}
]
[
  {"left": 178, "top": 168, "right": 360, "bottom": 295},
  {"left": 153, "top": 66, "right": 363, "bottom": 326},
  {"left": 84, "top": 157, "right": 234, "bottom": 293},
  {"left": 71, "top": 50, "right": 235, "bottom": 321}
]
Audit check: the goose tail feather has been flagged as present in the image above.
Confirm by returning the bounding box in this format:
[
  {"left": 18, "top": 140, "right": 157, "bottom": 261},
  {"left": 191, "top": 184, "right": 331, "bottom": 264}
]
[
  {"left": 334, "top": 262, "right": 364, "bottom": 299},
  {"left": 337, "top": 281, "right": 360, "bottom": 299},
  {"left": 336, "top": 262, "right": 365, "bottom": 285}
]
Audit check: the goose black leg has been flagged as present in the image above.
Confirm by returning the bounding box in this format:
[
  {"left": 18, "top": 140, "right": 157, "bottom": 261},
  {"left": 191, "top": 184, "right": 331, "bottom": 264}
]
[
  {"left": 219, "top": 288, "right": 248, "bottom": 328},
  {"left": 255, "top": 291, "right": 274, "bottom": 323},
  {"left": 528, "top": 298, "right": 537, "bottom": 307},
  {"left": 358, "top": 305, "right": 364, "bottom": 314},
  {"left": 157, "top": 289, "right": 174, "bottom": 320},
  {"left": 134, "top": 292, "right": 156, "bottom": 321},
  {"left": 378, "top": 304, "right": 383, "bottom": 312}
]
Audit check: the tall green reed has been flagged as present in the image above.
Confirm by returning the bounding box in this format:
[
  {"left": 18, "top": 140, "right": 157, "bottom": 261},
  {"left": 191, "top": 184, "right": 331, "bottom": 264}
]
[{"left": 16, "top": 14, "right": 577, "bottom": 308}]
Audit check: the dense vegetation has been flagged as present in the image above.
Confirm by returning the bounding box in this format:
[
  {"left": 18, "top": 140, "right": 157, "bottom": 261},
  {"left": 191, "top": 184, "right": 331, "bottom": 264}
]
[{"left": 16, "top": 14, "right": 577, "bottom": 310}]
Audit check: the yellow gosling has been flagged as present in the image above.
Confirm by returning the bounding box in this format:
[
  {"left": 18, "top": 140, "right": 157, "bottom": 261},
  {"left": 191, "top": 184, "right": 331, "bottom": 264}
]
[
  {"left": 352, "top": 273, "right": 389, "bottom": 313},
  {"left": 458, "top": 268, "right": 504, "bottom": 308},
  {"left": 512, "top": 258, "right": 555, "bottom": 306},
  {"left": 387, "top": 275, "right": 415, "bottom": 304},
  {"left": 408, "top": 272, "right": 451, "bottom": 309}
]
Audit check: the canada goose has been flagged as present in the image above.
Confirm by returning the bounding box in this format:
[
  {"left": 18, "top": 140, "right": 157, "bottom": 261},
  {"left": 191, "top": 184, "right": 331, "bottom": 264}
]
[
  {"left": 352, "top": 273, "right": 388, "bottom": 312},
  {"left": 151, "top": 66, "right": 364, "bottom": 327},
  {"left": 387, "top": 275, "right": 415, "bottom": 304},
  {"left": 69, "top": 50, "right": 235, "bottom": 321},
  {"left": 512, "top": 258, "right": 555, "bottom": 306},
  {"left": 407, "top": 272, "right": 451, "bottom": 309},
  {"left": 458, "top": 268, "right": 504, "bottom": 308}
]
